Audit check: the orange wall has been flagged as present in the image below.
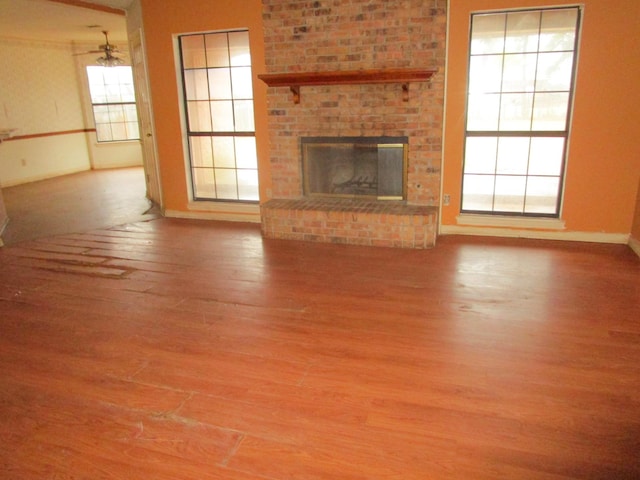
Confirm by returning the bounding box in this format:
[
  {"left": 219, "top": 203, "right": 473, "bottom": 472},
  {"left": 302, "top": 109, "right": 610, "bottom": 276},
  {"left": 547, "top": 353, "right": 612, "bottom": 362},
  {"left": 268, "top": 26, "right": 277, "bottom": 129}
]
[
  {"left": 139, "top": 0, "right": 270, "bottom": 212},
  {"left": 139, "top": 0, "right": 640, "bottom": 235},
  {"left": 441, "top": 0, "right": 640, "bottom": 235}
]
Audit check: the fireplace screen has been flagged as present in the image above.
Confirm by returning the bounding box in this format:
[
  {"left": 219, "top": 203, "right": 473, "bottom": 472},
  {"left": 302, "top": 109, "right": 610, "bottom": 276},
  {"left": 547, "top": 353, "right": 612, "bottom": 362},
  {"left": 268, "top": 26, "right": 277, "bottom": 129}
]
[{"left": 302, "top": 137, "right": 408, "bottom": 200}]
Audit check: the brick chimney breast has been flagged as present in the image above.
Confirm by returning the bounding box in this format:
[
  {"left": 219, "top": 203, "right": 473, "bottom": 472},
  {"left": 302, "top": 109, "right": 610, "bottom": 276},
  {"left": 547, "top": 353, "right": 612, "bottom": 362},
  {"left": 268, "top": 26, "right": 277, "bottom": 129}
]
[{"left": 260, "top": 0, "right": 446, "bottom": 248}]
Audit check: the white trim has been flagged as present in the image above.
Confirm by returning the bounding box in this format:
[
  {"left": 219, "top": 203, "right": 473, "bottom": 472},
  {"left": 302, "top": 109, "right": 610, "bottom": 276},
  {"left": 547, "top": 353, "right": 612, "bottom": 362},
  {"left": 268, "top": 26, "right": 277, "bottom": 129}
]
[
  {"left": 172, "top": 33, "right": 193, "bottom": 203},
  {"left": 453, "top": 5, "right": 584, "bottom": 227},
  {"left": 0, "top": 166, "right": 89, "bottom": 188},
  {"left": 0, "top": 216, "right": 9, "bottom": 247},
  {"left": 165, "top": 202, "right": 261, "bottom": 223},
  {"left": 457, "top": 214, "right": 566, "bottom": 230},
  {"left": 629, "top": 236, "right": 640, "bottom": 259},
  {"left": 441, "top": 223, "right": 629, "bottom": 244}
]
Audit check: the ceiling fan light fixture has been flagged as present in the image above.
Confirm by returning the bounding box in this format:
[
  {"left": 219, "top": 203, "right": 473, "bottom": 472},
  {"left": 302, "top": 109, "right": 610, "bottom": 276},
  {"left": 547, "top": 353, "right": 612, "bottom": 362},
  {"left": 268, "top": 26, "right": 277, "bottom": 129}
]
[
  {"left": 96, "top": 55, "right": 125, "bottom": 67},
  {"left": 93, "top": 31, "right": 125, "bottom": 67}
]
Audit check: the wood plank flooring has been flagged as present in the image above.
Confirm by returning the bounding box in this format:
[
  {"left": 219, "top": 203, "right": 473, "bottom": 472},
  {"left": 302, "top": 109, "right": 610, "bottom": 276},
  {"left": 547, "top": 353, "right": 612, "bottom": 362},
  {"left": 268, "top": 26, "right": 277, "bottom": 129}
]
[
  {"left": 1, "top": 218, "right": 639, "bottom": 479},
  {"left": 0, "top": 167, "right": 157, "bottom": 246}
]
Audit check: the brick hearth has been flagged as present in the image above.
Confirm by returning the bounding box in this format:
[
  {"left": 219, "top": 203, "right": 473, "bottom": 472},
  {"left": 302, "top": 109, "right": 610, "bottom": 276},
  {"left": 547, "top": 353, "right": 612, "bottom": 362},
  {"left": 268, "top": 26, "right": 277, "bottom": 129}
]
[
  {"left": 261, "top": 198, "right": 438, "bottom": 248},
  {"left": 259, "top": 0, "right": 447, "bottom": 248}
]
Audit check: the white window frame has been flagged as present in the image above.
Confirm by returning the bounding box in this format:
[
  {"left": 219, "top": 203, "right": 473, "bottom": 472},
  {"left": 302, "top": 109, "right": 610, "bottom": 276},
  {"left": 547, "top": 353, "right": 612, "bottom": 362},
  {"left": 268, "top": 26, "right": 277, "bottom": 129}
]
[
  {"left": 177, "top": 29, "right": 259, "bottom": 203},
  {"left": 461, "top": 6, "right": 582, "bottom": 218},
  {"left": 86, "top": 66, "right": 140, "bottom": 143}
]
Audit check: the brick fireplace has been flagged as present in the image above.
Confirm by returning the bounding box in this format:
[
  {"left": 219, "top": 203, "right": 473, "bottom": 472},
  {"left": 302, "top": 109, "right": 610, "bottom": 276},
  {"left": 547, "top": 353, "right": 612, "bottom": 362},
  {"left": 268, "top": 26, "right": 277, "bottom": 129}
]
[{"left": 259, "top": 0, "right": 446, "bottom": 248}]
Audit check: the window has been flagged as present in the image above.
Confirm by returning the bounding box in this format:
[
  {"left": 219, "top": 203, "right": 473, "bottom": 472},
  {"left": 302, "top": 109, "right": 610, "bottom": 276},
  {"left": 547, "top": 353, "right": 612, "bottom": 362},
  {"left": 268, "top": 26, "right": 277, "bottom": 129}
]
[
  {"left": 86, "top": 66, "right": 140, "bottom": 142},
  {"left": 178, "top": 30, "right": 259, "bottom": 202},
  {"left": 461, "top": 7, "right": 580, "bottom": 216}
]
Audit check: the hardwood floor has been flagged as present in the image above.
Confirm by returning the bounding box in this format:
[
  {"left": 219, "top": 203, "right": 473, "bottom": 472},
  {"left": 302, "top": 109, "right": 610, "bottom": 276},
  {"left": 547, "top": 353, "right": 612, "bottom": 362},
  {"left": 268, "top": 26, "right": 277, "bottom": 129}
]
[
  {"left": 0, "top": 217, "right": 639, "bottom": 479},
  {"left": 0, "top": 167, "right": 157, "bottom": 246}
]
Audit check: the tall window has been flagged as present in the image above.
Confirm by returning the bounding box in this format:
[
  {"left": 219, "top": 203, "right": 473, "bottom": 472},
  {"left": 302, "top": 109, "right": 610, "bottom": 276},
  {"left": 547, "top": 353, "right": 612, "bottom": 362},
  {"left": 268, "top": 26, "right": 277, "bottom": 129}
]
[
  {"left": 86, "top": 66, "right": 140, "bottom": 142},
  {"left": 461, "top": 7, "right": 580, "bottom": 216},
  {"left": 179, "top": 30, "right": 259, "bottom": 202}
]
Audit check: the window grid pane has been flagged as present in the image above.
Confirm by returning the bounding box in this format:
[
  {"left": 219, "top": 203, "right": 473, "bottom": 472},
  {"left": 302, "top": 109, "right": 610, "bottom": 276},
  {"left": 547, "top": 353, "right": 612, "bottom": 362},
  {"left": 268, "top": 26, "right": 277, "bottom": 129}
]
[
  {"left": 87, "top": 66, "right": 140, "bottom": 143},
  {"left": 180, "top": 30, "right": 258, "bottom": 202},
  {"left": 462, "top": 7, "right": 579, "bottom": 217}
]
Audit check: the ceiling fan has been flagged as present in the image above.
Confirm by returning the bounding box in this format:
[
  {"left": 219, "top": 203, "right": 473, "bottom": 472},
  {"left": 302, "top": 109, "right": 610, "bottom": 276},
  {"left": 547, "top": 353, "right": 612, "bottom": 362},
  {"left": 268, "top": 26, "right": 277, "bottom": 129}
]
[{"left": 75, "top": 30, "right": 125, "bottom": 67}]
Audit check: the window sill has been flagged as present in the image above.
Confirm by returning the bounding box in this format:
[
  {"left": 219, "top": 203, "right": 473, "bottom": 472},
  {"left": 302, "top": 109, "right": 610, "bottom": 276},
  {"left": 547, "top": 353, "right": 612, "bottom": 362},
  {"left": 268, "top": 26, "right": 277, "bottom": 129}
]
[
  {"left": 187, "top": 200, "right": 259, "bottom": 213},
  {"left": 165, "top": 200, "right": 261, "bottom": 223},
  {"left": 456, "top": 214, "right": 566, "bottom": 230}
]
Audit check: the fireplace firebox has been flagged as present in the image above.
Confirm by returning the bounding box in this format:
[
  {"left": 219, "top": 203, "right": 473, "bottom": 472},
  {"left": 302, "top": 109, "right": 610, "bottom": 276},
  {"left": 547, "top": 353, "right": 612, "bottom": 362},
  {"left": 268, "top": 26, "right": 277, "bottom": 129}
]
[{"left": 302, "top": 137, "right": 408, "bottom": 200}]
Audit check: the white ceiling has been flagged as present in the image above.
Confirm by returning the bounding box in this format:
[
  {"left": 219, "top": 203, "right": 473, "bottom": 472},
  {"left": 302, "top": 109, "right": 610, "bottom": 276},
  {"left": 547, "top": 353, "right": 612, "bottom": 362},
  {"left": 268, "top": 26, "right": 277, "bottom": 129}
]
[{"left": 0, "top": 0, "right": 131, "bottom": 46}]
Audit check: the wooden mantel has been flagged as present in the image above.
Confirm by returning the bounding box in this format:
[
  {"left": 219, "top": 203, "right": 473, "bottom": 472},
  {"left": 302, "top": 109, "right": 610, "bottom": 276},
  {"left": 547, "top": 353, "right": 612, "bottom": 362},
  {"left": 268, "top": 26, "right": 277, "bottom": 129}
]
[{"left": 257, "top": 68, "right": 437, "bottom": 104}]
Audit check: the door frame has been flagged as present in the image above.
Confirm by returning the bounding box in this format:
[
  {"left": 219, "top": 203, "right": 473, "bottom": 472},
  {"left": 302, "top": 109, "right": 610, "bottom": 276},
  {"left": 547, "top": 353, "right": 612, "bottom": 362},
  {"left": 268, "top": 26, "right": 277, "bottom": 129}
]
[{"left": 130, "top": 28, "right": 163, "bottom": 210}]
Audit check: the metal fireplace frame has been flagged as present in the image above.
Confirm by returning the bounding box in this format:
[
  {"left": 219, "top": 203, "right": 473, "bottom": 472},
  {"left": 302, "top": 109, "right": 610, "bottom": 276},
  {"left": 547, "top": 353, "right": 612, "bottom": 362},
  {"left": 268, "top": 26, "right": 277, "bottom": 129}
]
[{"left": 301, "top": 136, "right": 409, "bottom": 201}]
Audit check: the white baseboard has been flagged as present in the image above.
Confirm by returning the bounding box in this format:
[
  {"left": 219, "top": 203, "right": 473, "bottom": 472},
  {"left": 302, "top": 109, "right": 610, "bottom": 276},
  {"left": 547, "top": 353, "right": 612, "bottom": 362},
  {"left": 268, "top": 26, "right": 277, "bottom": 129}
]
[
  {"left": 629, "top": 236, "right": 640, "bottom": 258},
  {"left": 0, "top": 166, "right": 89, "bottom": 188},
  {"left": 440, "top": 224, "right": 630, "bottom": 245},
  {"left": 92, "top": 160, "right": 143, "bottom": 170}
]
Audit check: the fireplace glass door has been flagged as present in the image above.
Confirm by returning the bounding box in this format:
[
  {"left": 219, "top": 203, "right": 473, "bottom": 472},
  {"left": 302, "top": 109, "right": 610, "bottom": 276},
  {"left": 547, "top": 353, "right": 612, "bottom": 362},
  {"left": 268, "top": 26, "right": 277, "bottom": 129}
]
[{"left": 302, "top": 137, "right": 408, "bottom": 200}]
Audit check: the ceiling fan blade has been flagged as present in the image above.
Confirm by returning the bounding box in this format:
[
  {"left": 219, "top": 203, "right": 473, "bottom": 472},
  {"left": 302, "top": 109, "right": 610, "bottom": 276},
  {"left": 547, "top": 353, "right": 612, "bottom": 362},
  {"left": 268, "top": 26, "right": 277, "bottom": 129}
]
[
  {"left": 71, "top": 31, "right": 127, "bottom": 60},
  {"left": 73, "top": 50, "right": 104, "bottom": 56}
]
